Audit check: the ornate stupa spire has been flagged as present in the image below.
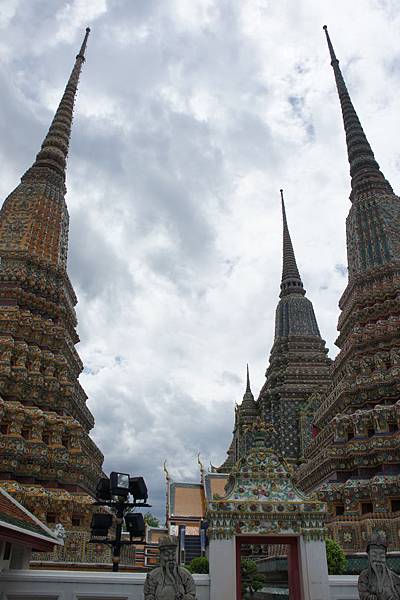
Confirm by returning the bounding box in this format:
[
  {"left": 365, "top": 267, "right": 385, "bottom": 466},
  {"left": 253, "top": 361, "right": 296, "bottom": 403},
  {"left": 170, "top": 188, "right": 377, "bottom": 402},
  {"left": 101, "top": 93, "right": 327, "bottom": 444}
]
[
  {"left": 0, "top": 28, "right": 91, "bottom": 270},
  {"left": 0, "top": 27, "right": 104, "bottom": 568},
  {"left": 274, "top": 190, "right": 320, "bottom": 339},
  {"left": 22, "top": 27, "right": 91, "bottom": 191},
  {"left": 257, "top": 191, "right": 331, "bottom": 463},
  {"left": 280, "top": 189, "right": 305, "bottom": 297},
  {"left": 295, "top": 29, "right": 400, "bottom": 555},
  {"left": 323, "top": 25, "right": 392, "bottom": 200},
  {"left": 246, "top": 363, "right": 251, "bottom": 393},
  {"left": 219, "top": 193, "right": 331, "bottom": 470},
  {"left": 240, "top": 364, "right": 257, "bottom": 416}
]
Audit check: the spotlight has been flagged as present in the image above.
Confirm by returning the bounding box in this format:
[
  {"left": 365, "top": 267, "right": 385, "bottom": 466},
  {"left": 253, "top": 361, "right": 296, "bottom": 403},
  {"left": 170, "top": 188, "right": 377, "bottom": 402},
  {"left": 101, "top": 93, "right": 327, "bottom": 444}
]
[
  {"left": 90, "top": 472, "right": 151, "bottom": 573},
  {"left": 90, "top": 513, "right": 113, "bottom": 537},
  {"left": 129, "top": 476, "right": 148, "bottom": 502},
  {"left": 125, "top": 512, "right": 145, "bottom": 539},
  {"left": 96, "top": 477, "right": 111, "bottom": 501},
  {"left": 110, "top": 471, "right": 130, "bottom": 497}
]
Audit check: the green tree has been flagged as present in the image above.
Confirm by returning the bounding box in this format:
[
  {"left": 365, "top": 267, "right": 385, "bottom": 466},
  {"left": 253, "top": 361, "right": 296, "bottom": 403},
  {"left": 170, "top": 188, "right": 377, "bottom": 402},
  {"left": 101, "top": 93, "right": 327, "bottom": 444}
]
[
  {"left": 143, "top": 512, "right": 160, "bottom": 528},
  {"left": 187, "top": 556, "right": 209, "bottom": 574},
  {"left": 325, "top": 537, "right": 347, "bottom": 575},
  {"left": 241, "top": 558, "right": 265, "bottom": 598}
]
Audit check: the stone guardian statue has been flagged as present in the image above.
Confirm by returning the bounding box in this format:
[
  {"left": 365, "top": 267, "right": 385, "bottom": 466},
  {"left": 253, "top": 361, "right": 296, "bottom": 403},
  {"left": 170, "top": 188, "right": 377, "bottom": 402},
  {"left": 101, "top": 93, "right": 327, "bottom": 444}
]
[
  {"left": 358, "top": 531, "right": 400, "bottom": 599},
  {"left": 144, "top": 535, "right": 197, "bottom": 600}
]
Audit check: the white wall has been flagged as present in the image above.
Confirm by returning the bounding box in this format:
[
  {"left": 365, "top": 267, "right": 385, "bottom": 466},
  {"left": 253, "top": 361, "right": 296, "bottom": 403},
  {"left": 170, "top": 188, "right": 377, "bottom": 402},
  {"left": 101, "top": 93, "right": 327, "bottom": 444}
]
[
  {"left": 0, "top": 567, "right": 360, "bottom": 600},
  {"left": 0, "top": 569, "right": 210, "bottom": 600},
  {"left": 208, "top": 538, "right": 236, "bottom": 600},
  {"left": 299, "top": 538, "right": 330, "bottom": 600},
  {"left": 329, "top": 575, "right": 359, "bottom": 600}
]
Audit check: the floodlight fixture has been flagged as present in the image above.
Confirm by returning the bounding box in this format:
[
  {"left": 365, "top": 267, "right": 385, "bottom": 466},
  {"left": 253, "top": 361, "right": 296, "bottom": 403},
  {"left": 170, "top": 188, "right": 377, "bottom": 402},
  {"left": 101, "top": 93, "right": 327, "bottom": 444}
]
[
  {"left": 129, "top": 476, "right": 148, "bottom": 502},
  {"left": 110, "top": 471, "right": 130, "bottom": 496},
  {"left": 90, "top": 472, "right": 151, "bottom": 572},
  {"left": 90, "top": 513, "right": 113, "bottom": 537},
  {"left": 96, "top": 477, "right": 111, "bottom": 501},
  {"left": 125, "top": 512, "right": 145, "bottom": 540}
]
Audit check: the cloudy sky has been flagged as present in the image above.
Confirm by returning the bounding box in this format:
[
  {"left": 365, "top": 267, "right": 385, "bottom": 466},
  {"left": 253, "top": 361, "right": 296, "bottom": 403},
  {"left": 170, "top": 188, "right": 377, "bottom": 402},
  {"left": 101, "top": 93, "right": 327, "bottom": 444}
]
[{"left": 1, "top": 0, "right": 400, "bottom": 519}]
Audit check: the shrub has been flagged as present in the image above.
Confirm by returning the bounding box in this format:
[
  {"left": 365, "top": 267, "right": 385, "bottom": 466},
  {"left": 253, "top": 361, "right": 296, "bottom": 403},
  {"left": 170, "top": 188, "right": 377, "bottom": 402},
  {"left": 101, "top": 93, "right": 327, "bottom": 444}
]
[
  {"left": 325, "top": 537, "right": 347, "bottom": 575},
  {"left": 241, "top": 558, "right": 265, "bottom": 597},
  {"left": 187, "top": 556, "right": 209, "bottom": 574},
  {"left": 143, "top": 512, "right": 160, "bottom": 528}
]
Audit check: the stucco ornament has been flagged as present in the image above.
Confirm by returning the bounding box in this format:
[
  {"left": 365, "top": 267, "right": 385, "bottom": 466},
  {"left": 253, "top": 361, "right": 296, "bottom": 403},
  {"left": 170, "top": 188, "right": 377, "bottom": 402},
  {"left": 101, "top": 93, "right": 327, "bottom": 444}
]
[
  {"left": 144, "top": 535, "right": 196, "bottom": 600},
  {"left": 52, "top": 523, "right": 66, "bottom": 540},
  {"left": 207, "top": 433, "right": 327, "bottom": 540},
  {"left": 358, "top": 531, "right": 400, "bottom": 599}
]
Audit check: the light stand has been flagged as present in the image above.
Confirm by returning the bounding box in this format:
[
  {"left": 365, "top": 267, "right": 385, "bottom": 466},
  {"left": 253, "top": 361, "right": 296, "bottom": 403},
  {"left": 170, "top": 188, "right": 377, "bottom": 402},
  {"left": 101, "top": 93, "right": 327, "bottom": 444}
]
[{"left": 89, "top": 472, "right": 151, "bottom": 572}]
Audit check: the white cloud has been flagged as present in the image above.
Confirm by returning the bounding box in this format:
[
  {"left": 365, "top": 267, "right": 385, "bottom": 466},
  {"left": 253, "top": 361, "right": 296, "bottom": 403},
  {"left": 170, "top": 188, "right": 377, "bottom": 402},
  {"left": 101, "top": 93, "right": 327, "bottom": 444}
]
[{"left": 1, "top": 0, "right": 399, "bottom": 518}]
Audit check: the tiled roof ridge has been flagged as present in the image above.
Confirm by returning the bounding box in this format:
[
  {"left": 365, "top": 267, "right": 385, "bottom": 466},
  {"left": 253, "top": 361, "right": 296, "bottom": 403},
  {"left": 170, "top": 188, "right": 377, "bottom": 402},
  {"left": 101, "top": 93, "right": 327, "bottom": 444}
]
[{"left": 0, "top": 488, "right": 61, "bottom": 544}]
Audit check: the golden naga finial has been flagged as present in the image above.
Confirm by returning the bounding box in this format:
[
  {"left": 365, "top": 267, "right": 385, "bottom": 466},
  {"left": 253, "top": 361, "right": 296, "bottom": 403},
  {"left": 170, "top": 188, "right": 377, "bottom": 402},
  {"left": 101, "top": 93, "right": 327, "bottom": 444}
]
[
  {"left": 209, "top": 461, "right": 218, "bottom": 473},
  {"left": 197, "top": 452, "right": 204, "bottom": 469},
  {"left": 163, "top": 460, "right": 170, "bottom": 480},
  {"left": 197, "top": 453, "right": 205, "bottom": 482}
]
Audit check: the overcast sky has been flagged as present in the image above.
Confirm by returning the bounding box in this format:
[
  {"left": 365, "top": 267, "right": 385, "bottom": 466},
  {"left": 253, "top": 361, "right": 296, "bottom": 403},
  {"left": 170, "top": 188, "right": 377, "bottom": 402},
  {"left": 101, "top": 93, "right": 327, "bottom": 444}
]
[{"left": 1, "top": 0, "right": 400, "bottom": 519}]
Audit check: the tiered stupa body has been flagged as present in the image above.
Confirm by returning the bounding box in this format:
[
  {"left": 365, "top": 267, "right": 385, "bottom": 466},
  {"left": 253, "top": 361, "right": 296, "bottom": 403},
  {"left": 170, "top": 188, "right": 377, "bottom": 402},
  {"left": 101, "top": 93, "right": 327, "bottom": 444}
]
[
  {"left": 297, "top": 27, "right": 400, "bottom": 553},
  {"left": 220, "top": 196, "right": 331, "bottom": 470},
  {"left": 258, "top": 193, "right": 331, "bottom": 463},
  {"left": 0, "top": 30, "right": 103, "bottom": 553}
]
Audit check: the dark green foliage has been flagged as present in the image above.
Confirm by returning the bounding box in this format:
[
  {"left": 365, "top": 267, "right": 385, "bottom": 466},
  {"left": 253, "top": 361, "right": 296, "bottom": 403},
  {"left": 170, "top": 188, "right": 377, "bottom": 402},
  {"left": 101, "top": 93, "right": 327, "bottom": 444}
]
[
  {"left": 325, "top": 537, "right": 347, "bottom": 575},
  {"left": 143, "top": 512, "right": 160, "bottom": 528},
  {"left": 241, "top": 558, "right": 265, "bottom": 597},
  {"left": 187, "top": 556, "right": 209, "bottom": 574}
]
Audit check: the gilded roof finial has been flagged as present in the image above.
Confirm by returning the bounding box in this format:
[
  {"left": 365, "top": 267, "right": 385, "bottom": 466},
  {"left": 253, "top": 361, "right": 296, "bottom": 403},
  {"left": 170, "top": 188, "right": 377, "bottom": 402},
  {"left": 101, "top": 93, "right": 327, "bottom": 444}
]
[
  {"left": 163, "top": 460, "right": 170, "bottom": 481},
  {"left": 197, "top": 453, "right": 205, "bottom": 483}
]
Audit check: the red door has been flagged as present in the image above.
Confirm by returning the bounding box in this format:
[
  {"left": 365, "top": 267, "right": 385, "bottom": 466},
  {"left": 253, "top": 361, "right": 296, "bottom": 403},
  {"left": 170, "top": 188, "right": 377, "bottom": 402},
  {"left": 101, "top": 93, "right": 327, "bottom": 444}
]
[{"left": 235, "top": 535, "right": 302, "bottom": 600}]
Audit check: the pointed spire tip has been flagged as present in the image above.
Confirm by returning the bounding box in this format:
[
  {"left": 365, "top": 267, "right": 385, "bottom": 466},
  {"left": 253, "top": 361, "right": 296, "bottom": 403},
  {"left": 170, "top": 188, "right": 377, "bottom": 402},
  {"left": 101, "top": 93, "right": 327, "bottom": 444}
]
[
  {"left": 323, "top": 19, "right": 391, "bottom": 198},
  {"left": 22, "top": 21, "right": 90, "bottom": 188},
  {"left": 280, "top": 190, "right": 304, "bottom": 296}
]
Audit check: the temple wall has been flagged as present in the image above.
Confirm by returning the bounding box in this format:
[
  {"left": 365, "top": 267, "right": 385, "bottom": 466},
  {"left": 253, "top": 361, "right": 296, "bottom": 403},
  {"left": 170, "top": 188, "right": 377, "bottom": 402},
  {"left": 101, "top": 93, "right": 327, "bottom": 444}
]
[
  {"left": 0, "top": 570, "right": 211, "bottom": 600},
  {"left": 0, "top": 569, "right": 359, "bottom": 599},
  {"left": 329, "top": 575, "right": 359, "bottom": 599}
]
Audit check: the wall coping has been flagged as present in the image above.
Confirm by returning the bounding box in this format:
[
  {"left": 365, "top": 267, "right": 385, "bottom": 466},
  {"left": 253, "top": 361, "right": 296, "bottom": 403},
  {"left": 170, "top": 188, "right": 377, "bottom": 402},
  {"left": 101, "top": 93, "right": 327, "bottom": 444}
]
[
  {"left": 0, "top": 569, "right": 210, "bottom": 586},
  {"left": 329, "top": 575, "right": 359, "bottom": 584}
]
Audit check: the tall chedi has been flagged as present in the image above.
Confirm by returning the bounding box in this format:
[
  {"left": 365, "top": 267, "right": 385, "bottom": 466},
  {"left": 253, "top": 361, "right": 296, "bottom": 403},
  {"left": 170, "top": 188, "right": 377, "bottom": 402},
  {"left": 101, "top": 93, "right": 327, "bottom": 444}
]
[
  {"left": 257, "top": 191, "right": 331, "bottom": 463},
  {"left": 219, "top": 193, "right": 331, "bottom": 470},
  {"left": 297, "top": 27, "right": 400, "bottom": 554},
  {"left": 218, "top": 365, "right": 259, "bottom": 471},
  {"left": 0, "top": 29, "right": 103, "bottom": 557}
]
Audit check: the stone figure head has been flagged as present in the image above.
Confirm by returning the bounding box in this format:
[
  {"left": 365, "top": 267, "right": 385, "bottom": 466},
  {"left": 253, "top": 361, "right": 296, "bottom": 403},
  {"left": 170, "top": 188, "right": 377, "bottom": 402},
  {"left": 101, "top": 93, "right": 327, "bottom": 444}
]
[
  {"left": 367, "top": 530, "right": 387, "bottom": 566},
  {"left": 158, "top": 535, "right": 178, "bottom": 570}
]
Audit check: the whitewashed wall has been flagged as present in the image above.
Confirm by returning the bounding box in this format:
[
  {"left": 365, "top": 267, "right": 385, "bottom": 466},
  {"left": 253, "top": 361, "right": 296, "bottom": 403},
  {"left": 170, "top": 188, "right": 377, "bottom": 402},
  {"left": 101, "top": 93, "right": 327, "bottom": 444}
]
[
  {"left": 0, "top": 569, "right": 210, "bottom": 600},
  {"left": 0, "top": 569, "right": 360, "bottom": 600},
  {"left": 328, "top": 575, "right": 359, "bottom": 600}
]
